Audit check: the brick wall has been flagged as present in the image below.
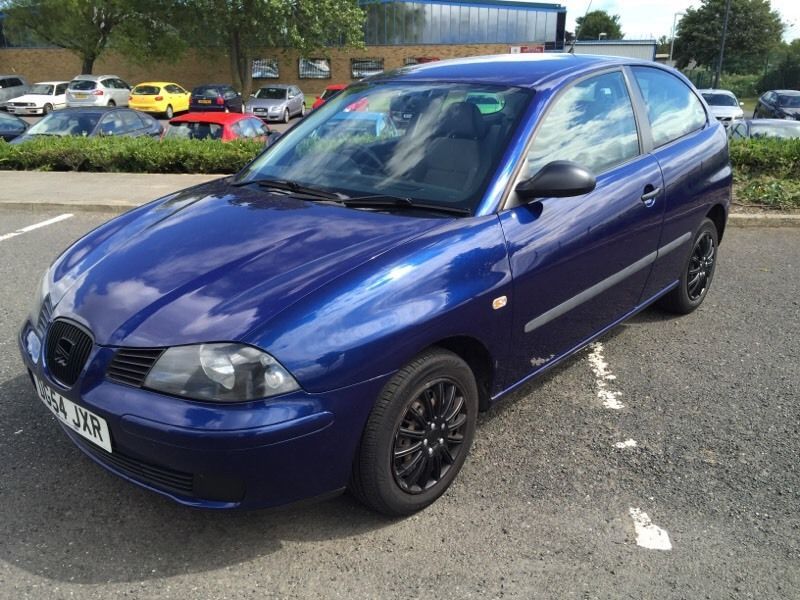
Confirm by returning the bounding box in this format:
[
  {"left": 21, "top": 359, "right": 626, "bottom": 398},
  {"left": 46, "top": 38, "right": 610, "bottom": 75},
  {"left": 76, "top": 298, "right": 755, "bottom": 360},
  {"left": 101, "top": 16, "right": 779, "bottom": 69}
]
[{"left": 0, "top": 43, "right": 523, "bottom": 98}]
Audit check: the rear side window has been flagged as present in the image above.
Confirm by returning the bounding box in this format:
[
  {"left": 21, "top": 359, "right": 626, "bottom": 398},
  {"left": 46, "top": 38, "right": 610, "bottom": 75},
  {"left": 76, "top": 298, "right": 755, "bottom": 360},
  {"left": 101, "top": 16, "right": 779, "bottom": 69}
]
[
  {"left": 524, "top": 70, "right": 640, "bottom": 178},
  {"left": 55, "top": 83, "right": 69, "bottom": 95},
  {"left": 133, "top": 85, "right": 160, "bottom": 95},
  {"left": 632, "top": 67, "right": 706, "bottom": 147}
]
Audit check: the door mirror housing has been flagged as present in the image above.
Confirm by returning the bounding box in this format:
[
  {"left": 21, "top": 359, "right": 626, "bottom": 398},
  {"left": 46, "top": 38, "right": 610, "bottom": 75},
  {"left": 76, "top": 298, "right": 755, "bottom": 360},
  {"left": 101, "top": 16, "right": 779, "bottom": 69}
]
[{"left": 515, "top": 160, "right": 596, "bottom": 201}]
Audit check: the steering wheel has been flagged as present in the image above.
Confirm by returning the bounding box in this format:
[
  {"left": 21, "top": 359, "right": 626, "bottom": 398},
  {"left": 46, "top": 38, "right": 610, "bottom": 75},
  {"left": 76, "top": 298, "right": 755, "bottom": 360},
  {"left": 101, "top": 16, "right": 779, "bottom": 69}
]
[{"left": 350, "top": 146, "right": 386, "bottom": 175}]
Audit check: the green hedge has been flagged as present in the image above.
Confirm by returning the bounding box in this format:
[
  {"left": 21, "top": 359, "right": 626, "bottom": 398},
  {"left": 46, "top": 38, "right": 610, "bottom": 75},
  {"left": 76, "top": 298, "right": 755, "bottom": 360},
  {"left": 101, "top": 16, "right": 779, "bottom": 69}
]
[
  {"left": 730, "top": 139, "right": 800, "bottom": 210},
  {"left": 0, "top": 136, "right": 264, "bottom": 174}
]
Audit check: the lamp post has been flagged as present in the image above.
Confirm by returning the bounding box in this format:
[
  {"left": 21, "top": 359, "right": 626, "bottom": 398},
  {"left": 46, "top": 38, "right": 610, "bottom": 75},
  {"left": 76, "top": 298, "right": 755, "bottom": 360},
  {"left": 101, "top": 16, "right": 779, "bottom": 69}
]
[
  {"left": 713, "top": 0, "right": 733, "bottom": 88},
  {"left": 669, "top": 11, "right": 684, "bottom": 66}
]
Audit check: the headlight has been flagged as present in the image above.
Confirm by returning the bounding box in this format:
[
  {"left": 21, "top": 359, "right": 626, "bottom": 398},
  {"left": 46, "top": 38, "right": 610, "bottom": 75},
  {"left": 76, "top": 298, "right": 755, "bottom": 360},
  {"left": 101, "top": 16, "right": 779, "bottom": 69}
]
[
  {"left": 29, "top": 271, "right": 48, "bottom": 326},
  {"left": 143, "top": 343, "right": 299, "bottom": 402},
  {"left": 270, "top": 106, "right": 281, "bottom": 112}
]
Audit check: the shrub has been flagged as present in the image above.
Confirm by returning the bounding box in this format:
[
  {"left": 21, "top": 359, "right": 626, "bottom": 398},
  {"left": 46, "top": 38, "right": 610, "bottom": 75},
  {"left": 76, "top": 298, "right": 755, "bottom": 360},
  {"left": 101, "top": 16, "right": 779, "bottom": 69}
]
[
  {"left": 0, "top": 136, "right": 264, "bottom": 174},
  {"left": 729, "top": 138, "right": 800, "bottom": 210}
]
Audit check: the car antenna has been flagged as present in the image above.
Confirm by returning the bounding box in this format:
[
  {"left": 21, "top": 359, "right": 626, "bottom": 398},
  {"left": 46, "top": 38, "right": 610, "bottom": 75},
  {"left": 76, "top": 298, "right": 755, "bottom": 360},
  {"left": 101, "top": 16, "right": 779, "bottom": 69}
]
[{"left": 569, "top": 0, "right": 593, "bottom": 54}]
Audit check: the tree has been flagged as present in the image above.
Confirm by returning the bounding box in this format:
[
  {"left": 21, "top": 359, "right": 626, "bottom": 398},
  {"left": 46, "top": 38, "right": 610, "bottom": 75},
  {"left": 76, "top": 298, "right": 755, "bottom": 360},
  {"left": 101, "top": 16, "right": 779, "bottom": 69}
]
[
  {"left": 574, "top": 10, "right": 623, "bottom": 40},
  {"left": 2, "top": 0, "right": 185, "bottom": 73},
  {"left": 184, "top": 0, "right": 365, "bottom": 98},
  {"left": 673, "top": 0, "right": 784, "bottom": 74},
  {"left": 761, "top": 39, "right": 800, "bottom": 90}
]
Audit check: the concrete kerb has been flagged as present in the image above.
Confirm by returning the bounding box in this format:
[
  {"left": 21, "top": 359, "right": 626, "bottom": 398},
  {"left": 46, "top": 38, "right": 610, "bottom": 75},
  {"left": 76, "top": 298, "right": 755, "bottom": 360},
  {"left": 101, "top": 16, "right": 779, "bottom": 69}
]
[{"left": 0, "top": 171, "right": 798, "bottom": 226}]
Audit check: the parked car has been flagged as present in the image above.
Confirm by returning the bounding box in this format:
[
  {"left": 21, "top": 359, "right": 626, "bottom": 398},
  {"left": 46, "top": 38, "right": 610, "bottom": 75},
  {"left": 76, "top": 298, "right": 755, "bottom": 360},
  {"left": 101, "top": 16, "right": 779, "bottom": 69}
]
[
  {"left": 189, "top": 84, "right": 243, "bottom": 113},
  {"left": 312, "top": 84, "right": 346, "bottom": 110},
  {"left": 164, "top": 112, "right": 275, "bottom": 143},
  {"left": 0, "top": 111, "right": 29, "bottom": 141},
  {"left": 5, "top": 81, "right": 68, "bottom": 115},
  {"left": 0, "top": 75, "right": 29, "bottom": 108},
  {"left": 20, "top": 55, "right": 730, "bottom": 517},
  {"left": 11, "top": 107, "right": 162, "bottom": 144},
  {"left": 753, "top": 89, "right": 800, "bottom": 120},
  {"left": 729, "top": 118, "right": 800, "bottom": 140},
  {"left": 129, "top": 82, "right": 190, "bottom": 119},
  {"left": 698, "top": 88, "right": 744, "bottom": 127},
  {"left": 66, "top": 75, "right": 131, "bottom": 108},
  {"left": 245, "top": 84, "right": 305, "bottom": 123}
]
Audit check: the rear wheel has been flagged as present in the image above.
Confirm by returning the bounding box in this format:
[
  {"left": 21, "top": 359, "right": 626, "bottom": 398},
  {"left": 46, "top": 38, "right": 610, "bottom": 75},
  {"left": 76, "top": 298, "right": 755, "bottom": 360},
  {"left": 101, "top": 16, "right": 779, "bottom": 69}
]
[
  {"left": 107, "top": 100, "right": 116, "bottom": 107},
  {"left": 349, "top": 348, "right": 478, "bottom": 516},
  {"left": 164, "top": 104, "right": 174, "bottom": 119},
  {"left": 657, "top": 218, "right": 718, "bottom": 314}
]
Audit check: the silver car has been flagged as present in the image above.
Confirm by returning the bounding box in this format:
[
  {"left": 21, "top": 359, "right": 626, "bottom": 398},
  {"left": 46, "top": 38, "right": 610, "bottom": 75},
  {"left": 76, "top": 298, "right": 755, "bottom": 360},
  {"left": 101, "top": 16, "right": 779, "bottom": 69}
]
[
  {"left": 0, "top": 75, "right": 29, "bottom": 106},
  {"left": 245, "top": 84, "right": 305, "bottom": 123},
  {"left": 66, "top": 75, "right": 131, "bottom": 108}
]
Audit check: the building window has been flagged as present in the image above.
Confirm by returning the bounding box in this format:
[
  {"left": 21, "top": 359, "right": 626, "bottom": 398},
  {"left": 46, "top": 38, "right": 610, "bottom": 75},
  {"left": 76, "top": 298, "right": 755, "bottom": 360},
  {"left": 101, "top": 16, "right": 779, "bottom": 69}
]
[
  {"left": 299, "top": 58, "right": 331, "bottom": 79},
  {"left": 252, "top": 58, "right": 279, "bottom": 79},
  {"left": 351, "top": 58, "right": 384, "bottom": 79},
  {"left": 404, "top": 56, "right": 440, "bottom": 65}
]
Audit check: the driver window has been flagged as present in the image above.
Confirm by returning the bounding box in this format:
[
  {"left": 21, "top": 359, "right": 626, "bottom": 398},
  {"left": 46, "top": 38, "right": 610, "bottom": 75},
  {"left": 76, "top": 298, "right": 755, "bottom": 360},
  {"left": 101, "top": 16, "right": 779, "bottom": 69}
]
[{"left": 523, "top": 71, "right": 640, "bottom": 179}]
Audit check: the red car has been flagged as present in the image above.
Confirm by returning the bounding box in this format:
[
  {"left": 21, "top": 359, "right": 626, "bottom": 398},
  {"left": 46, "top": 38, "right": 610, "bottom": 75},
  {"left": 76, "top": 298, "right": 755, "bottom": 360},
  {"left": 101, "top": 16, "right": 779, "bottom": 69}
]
[
  {"left": 164, "top": 112, "right": 273, "bottom": 143},
  {"left": 312, "top": 84, "right": 347, "bottom": 110}
]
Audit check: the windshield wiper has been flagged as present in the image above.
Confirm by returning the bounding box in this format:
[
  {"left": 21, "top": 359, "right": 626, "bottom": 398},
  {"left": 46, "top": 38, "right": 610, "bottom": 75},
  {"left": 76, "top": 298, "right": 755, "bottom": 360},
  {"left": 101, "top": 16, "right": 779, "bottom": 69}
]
[
  {"left": 341, "top": 195, "right": 471, "bottom": 216},
  {"left": 231, "top": 177, "right": 344, "bottom": 200}
]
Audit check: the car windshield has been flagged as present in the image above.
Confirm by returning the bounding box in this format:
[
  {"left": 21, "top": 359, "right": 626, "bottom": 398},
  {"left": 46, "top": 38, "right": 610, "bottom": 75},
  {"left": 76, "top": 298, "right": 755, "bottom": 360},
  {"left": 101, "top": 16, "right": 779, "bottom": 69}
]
[
  {"left": 255, "top": 87, "right": 287, "bottom": 100},
  {"left": 0, "top": 112, "right": 23, "bottom": 126},
  {"left": 702, "top": 92, "right": 738, "bottom": 107},
  {"left": 165, "top": 122, "right": 223, "bottom": 140},
  {"left": 26, "top": 112, "right": 99, "bottom": 136},
  {"left": 751, "top": 122, "right": 800, "bottom": 139},
  {"left": 777, "top": 94, "right": 800, "bottom": 108},
  {"left": 29, "top": 84, "right": 54, "bottom": 95},
  {"left": 70, "top": 80, "right": 97, "bottom": 91},
  {"left": 193, "top": 86, "right": 221, "bottom": 98},
  {"left": 237, "top": 82, "right": 531, "bottom": 214},
  {"left": 133, "top": 85, "right": 160, "bottom": 95}
]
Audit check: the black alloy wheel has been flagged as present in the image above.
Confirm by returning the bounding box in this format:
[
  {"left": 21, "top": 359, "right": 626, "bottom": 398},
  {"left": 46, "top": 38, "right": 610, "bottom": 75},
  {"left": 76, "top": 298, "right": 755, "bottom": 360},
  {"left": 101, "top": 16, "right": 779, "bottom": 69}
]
[
  {"left": 392, "top": 378, "right": 469, "bottom": 494},
  {"left": 657, "top": 217, "right": 719, "bottom": 314},
  {"left": 350, "top": 348, "right": 478, "bottom": 516}
]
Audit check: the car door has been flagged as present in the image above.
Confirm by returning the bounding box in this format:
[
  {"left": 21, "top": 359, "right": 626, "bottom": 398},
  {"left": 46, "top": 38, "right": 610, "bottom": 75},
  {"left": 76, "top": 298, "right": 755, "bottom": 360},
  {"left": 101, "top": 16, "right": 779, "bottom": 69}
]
[
  {"left": 498, "top": 69, "right": 665, "bottom": 385},
  {"left": 54, "top": 83, "right": 68, "bottom": 108},
  {"left": 290, "top": 86, "right": 301, "bottom": 115}
]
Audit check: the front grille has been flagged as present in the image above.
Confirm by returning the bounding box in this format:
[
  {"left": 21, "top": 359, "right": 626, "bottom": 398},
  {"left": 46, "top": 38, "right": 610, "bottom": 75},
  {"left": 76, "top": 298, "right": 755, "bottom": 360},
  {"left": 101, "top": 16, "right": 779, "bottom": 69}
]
[
  {"left": 45, "top": 319, "right": 93, "bottom": 387},
  {"left": 37, "top": 294, "right": 54, "bottom": 337},
  {"left": 74, "top": 434, "right": 194, "bottom": 496},
  {"left": 106, "top": 348, "right": 163, "bottom": 387}
]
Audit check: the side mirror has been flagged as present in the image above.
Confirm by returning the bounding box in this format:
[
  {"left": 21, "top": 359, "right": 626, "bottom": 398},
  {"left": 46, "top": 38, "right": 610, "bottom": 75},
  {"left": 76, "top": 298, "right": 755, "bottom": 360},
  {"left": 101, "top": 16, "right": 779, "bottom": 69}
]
[{"left": 515, "top": 160, "right": 596, "bottom": 201}]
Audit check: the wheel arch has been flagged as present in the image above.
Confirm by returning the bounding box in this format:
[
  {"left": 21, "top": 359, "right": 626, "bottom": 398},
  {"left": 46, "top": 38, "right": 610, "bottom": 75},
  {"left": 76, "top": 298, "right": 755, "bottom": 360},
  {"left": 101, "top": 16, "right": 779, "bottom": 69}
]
[
  {"left": 706, "top": 203, "right": 727, "bottom": 243},
  {"left": 428, "top": 336, "right": 494, "bottom": 412}
]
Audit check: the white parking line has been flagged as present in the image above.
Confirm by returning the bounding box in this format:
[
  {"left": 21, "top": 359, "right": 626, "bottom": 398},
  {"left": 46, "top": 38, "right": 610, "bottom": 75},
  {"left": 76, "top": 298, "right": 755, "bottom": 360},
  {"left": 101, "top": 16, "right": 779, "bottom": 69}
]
[
  {"left": 614, "top": 439, "right": 638, "bottom": 449},
  {"left": 587, "top": 342, "right": 624, "bottom": 409},
  {"left": 0, "top": 213, "right": 73, "bottom": 242},
  {"left": 629, "top": 508, "right": 672, "bottom": 550}
]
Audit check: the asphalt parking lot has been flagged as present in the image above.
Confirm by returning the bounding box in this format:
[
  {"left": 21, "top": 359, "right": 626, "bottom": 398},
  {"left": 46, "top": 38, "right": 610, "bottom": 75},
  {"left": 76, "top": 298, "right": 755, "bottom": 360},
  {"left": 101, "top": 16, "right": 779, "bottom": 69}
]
[{"left": 0, "top": 209, "right": 798, "bottom": 599}]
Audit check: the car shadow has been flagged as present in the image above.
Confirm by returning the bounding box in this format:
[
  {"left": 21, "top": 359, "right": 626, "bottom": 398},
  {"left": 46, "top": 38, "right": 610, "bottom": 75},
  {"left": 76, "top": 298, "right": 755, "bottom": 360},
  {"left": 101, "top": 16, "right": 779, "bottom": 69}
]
[{"left": 0, "top": 372, "right": 393, "bottom": 585}]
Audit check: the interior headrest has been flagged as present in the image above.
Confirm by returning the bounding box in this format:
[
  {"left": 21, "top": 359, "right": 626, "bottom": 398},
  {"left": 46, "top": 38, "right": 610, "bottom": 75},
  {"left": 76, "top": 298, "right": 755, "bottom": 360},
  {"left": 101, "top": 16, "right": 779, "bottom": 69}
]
[{"left": 436, "top": 102, "right": 487, "bottom": 139}]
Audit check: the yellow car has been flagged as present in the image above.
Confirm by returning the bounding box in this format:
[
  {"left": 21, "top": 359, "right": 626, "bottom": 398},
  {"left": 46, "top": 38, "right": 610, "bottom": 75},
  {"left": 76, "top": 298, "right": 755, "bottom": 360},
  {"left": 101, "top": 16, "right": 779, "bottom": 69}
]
[{"left": 129, "top": 81, "right": 190, "bottom": 118}]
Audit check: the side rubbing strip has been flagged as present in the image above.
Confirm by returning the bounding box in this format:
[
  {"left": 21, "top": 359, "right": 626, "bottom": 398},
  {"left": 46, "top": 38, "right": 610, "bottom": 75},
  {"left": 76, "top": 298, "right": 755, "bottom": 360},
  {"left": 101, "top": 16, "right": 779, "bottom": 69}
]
[{"left": 523, "top": 232, "right": 693, "bottom": 334}]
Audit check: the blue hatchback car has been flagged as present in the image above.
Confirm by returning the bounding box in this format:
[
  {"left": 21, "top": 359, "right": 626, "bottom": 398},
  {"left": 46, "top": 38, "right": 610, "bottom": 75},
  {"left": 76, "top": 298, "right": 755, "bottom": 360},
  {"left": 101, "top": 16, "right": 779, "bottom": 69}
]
[{"left": 20, "top": 54, "right": 730, "bottom": 516}]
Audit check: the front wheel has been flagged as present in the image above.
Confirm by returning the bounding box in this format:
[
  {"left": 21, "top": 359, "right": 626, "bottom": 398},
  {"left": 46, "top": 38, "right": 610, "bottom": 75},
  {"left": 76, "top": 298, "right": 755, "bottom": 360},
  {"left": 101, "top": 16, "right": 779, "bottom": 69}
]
[
  {"left": 349, "top": 348, "right": 478, "bottom": 516},
  {"left": 300, "top": 104, "right": 306, "bottom": 117},
  {"left": 43, "top": 103, "right": 53, "bottom": 114},
  {"left": 657, "top": 218, "right": 719, "bottom": 314}
]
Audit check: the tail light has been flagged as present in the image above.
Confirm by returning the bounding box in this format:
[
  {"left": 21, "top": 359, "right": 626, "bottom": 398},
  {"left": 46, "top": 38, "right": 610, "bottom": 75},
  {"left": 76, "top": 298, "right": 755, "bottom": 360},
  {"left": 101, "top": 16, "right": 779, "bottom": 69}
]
[
  {"left": 216, "top": 97, "right": 224, "bottom": 105},
  {"left": 155, "top": 96, "right": 163, "bottom": 101},
  {"left": 128, "top": 96, "right": 133, "bottom": 102},
  {"left": 93, "top": 90, "right": 104, "bottom": 96}
]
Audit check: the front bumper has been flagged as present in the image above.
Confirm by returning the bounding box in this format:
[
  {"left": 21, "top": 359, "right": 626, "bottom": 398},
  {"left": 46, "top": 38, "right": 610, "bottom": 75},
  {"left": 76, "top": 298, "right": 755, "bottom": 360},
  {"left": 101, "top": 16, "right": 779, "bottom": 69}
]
[
  {"left": 250, "top": 109, "right": 285, "bottom": 121},
  {"left": 19, "top": 320, "right": 387, "bottom": 509},
  {"left": 6, "top": 106, "right": 44, "bottom": 115}
]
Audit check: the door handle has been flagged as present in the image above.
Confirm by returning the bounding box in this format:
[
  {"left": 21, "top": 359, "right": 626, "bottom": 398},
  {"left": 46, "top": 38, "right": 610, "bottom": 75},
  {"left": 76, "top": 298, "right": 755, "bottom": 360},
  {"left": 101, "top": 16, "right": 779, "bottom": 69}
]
[{"left": 641, "top": 185, "right": 661, "bottom": 207}]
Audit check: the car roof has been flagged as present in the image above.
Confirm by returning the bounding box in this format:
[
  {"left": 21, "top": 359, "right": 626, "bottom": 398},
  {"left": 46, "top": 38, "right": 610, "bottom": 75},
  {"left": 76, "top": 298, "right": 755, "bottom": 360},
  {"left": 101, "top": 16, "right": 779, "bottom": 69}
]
[
  {"left": 369, "top": 53, "right": 650, "bottom": 89},
  {"left": 192, "top": 84, "right": 232, "bottom": 89},
  {"left": 698, "top": 88, "right": 736, "bottom": 95},
  {"left": 33, "top": 81, "right": 70, "bottom": 86},
  {"left": 326, "top": 84, "right": 348, "bottom": 91},
  {"left": 134, "top": 81, "right": 184, "bottom": 87},
  {"left": 744, "top": 118, "right": 800, "bottom": 126},
  {"left": 72, "top": 74, "right": 120, "bottom": 81},
  {"left": 55, "top": 107, "right": 127, "bottom": 115},
  {"left": 257, "top": 83, "right": 290, "bottom": 89},
  {"left": 169, "top": 112, "right": 249, "bottom": 125},
  {"left": 771, "top": 89, "right": 800, "bottom": 95}
]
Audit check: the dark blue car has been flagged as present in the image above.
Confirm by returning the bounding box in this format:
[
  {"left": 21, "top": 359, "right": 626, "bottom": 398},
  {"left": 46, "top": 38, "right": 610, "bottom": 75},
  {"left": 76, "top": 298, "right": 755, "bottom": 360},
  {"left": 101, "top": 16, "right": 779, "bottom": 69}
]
[{"left": 20, "top": 55, "right": 731, "bottom": 516}]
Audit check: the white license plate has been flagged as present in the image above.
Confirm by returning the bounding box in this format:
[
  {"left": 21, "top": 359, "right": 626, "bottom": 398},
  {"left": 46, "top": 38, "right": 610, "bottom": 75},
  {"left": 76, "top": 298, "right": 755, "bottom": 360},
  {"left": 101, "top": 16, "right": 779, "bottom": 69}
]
[
  {"left": 34, "top": 375, "right": 112, "bottom": 453},
  {"left": 73, "top": 93, "right": 88, "bottom": 99}
]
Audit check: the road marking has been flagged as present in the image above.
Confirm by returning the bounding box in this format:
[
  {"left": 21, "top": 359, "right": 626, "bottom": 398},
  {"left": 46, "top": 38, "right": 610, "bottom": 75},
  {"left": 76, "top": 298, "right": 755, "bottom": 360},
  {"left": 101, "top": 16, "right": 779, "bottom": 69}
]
[
  {"left": 587, "top": 342, "right": 624, "bottom": 409},
  {"left": 614, "top": 439, "right": 638, "bottom": 449},
  {"left": 0, "top": 213, "right": 73, "bottom": 242},
  {"left": 629, "top": 508, "right": 672, "bottom": 550}
]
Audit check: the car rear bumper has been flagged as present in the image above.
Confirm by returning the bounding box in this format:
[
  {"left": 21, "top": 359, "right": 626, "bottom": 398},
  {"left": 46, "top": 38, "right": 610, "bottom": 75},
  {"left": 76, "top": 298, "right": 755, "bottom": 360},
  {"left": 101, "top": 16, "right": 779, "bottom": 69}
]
[{"left": 19, "top": 321, "right": 388, "bottom": 510}]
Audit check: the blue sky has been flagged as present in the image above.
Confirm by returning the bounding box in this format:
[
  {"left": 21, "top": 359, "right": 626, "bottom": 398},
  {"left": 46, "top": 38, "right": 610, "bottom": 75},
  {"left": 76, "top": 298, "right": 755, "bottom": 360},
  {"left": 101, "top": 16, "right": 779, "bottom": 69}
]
[{"left": 557, "top": 0, "right": 799, "bottom": 41}]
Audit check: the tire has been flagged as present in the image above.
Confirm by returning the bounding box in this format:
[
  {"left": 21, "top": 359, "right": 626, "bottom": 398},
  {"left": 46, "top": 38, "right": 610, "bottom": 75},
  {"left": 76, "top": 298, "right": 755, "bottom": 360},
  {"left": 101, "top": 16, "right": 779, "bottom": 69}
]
[
  {"left": 657, "top": 218, "right": 719, "bottom": 314},
  {"left": 107, "top": 100, "right": 116, "bottom": 107},
  {"left": 349, "top": 348, "right": 478, "bottom": 516},
  {"left": 164, "top": 104, "right": 173, "bottom": 119},
  {"left": 300, "top": 104, "right": 306, "bottom": 118},
  {"left": 43, "top": 103, "right": 53, "bottom": 114},
  {"left": 283, "top": 108, "right": 290, "bottom": 124}
]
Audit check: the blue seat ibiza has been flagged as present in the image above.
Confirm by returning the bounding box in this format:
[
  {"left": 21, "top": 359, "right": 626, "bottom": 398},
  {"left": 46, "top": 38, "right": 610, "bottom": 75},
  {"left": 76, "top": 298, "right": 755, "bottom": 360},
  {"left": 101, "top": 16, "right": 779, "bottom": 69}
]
[{"left": 19, "top": 54, "right": 730, "bottom": 516}]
